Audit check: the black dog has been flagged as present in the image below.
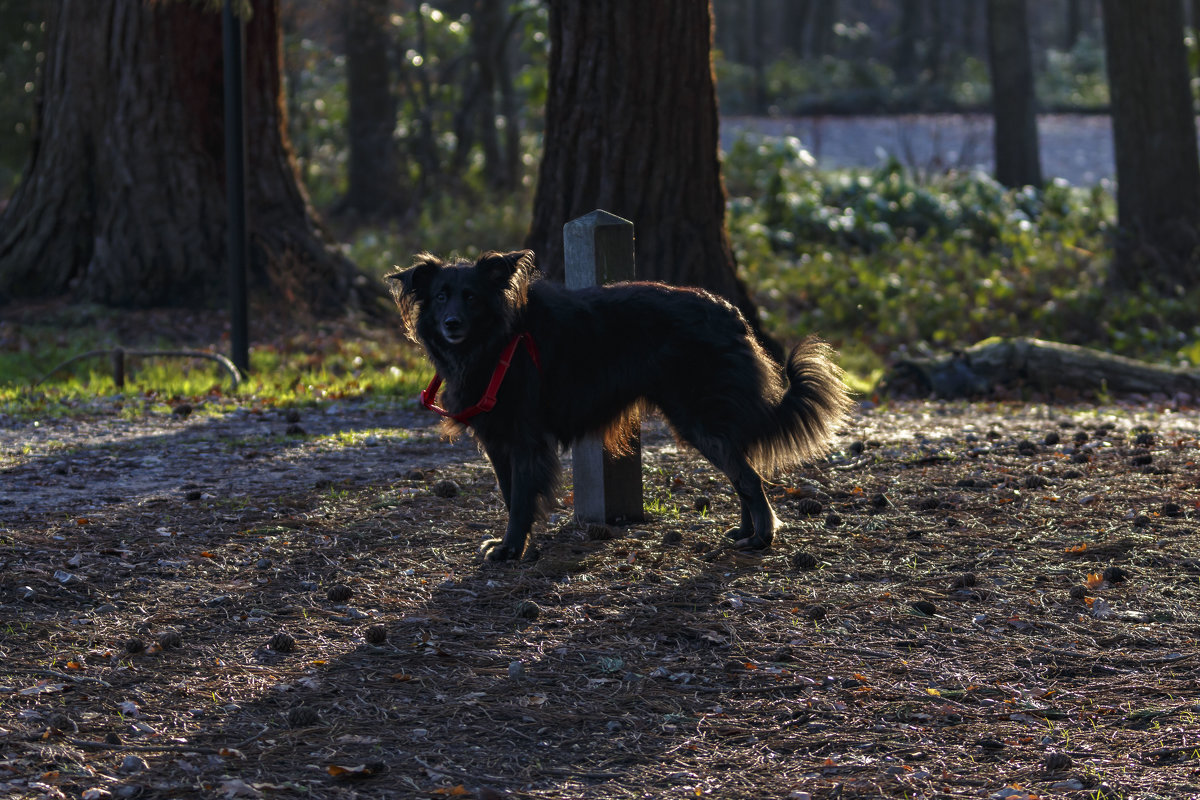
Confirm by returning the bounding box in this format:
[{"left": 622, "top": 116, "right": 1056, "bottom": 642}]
[{"left": 388, "top": 250, "right": 851, "bottom": 561}]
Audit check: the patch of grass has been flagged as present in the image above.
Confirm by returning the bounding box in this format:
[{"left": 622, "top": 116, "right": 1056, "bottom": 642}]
[{"left": 0, "top": 313, "right": 431, "bottom": 420}]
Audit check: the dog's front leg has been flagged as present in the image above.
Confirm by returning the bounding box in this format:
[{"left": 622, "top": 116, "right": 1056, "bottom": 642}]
[
  {"left": 481, "top": 464, "right": 536, "bottom": 561},
  {"left": 479, "top": 437, "right": 558, "bottom": 562},
  {"left": 483, "top": 442, "right": 514, "bottom": 509}
]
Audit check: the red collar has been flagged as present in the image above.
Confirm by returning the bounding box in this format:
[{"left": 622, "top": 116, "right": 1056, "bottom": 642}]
[{"left": 420, "top": 332, "right": 541, "bottom": 423}]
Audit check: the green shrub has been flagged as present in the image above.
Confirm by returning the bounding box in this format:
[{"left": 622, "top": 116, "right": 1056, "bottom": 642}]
[{"left": 724, "top": 133, "right": 1200, "bottom": 376}]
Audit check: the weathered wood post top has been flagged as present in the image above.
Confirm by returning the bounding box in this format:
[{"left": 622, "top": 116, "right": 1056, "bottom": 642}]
[{"left": 563, "top": 210, "right": 645, "bottom": 524}]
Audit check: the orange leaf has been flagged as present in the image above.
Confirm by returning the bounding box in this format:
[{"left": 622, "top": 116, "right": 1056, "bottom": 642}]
[
  {"left": 391, "top": 673, "right": 414, "bottom": 682},
  {"left": 1086, "top": 572, "right": 1105, "bottom": 589},
  {"left": 430, "top": 786, "right": 471, "bottom": 797}
]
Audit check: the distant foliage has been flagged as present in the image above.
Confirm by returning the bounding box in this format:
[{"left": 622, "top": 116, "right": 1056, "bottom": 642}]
[
  {"left": 723, "top": 134, "right": 1200, "bottom": 375},
  {"left": 0, "top": 2, "right": 43, "bottom": 196},
  {"left": 284, "top": 1, "right": 547, "bottom": 211}
]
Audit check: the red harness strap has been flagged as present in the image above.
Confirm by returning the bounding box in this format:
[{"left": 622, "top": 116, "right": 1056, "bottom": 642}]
[{"left": 420, "top": 332, "right": 541, "bottom": 424}]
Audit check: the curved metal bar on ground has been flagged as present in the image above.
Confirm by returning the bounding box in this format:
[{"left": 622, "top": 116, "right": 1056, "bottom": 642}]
[{"left": 34, "top": 349, "right": 243, "bottom": 391}]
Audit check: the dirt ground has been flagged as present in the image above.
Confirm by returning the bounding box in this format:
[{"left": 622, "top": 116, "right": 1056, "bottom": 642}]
[{"left": 2, "top": 394, "right": 1199, "bottom": 800}]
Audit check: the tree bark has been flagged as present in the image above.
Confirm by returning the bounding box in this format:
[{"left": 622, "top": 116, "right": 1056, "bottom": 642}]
[
  {"left": 986, "top": 0, "right": 1042, "bottom": 187},
  {"left": 525, "top": 0, "right": 777, "bottom": 357},
  {"left": 0, "top": 0, "right": 377, "bottom": 314},
  {"left": 1101, "top": 0, "right": 1200, "bottom": 291},
  {"left": 342, "top": 0, "right": 403, "bottom": 219}
]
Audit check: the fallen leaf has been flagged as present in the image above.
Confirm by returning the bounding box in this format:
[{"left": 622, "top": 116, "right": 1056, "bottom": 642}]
[
  {"left": 327, "top": 762, "right": 384, "bottom": 779},
  {"left": 219, "top": 778, "right": 263, "bottom": 799}
]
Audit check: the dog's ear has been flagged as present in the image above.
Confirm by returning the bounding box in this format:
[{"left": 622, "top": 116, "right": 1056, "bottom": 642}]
[
  {"left": 476, "top": 250, "right": 535, "bottom": 286},
  {"left": 385, "top": 253, "right": 443, "bottom": 342},
  {"left": 385, "top": 252, "right": 442, "bottom": 301}
]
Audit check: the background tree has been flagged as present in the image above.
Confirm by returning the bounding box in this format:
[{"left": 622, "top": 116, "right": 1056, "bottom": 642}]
[
  {"left": 458, "top": 0, "right": 522, "bottom": 191},
  {"left": 340, "top": 0, "right": 403, "bottom": 219},
  {"left": 986, "top": 0, "right": 1042, "bottom": 187},
  {"left": 525, "top": 0, "right": 775, "bottom": 354},
  {"left": 1100, "top": 0, "right": 1200, "bottom": 290},
  {"left": 0, "top": 0, "right": 374, "bottom": 312}
]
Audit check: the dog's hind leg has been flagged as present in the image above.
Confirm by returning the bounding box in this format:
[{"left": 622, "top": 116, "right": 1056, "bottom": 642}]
[
  {"left": 719, "top": 455, "right": 779, "bottom": 550},
  {"left": 669, "top": 424, "right": 778, "bottom": 550}
]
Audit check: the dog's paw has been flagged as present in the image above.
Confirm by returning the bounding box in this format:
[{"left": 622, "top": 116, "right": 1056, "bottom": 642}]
[
  {"left": 724, "top": 526, "right": 750, "bottom": 542},
  {"left": 729, "top": 530, "right": 774, "bottom": 551},
  {"left": 480, "top": 537, "right": 525, "bottom": 562}
]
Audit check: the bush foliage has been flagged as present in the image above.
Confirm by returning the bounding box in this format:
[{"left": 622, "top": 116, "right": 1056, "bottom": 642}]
[{"left": 721, "top": 135, "right": 1200, "bottom": 381}]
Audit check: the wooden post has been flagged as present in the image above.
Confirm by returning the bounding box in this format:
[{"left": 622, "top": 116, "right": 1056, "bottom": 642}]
[{"left": 563, "top": 210, "right": 645, "bottom": 524}]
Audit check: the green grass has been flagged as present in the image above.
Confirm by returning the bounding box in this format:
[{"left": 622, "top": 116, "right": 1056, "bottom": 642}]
[{"left": 0, "top": 318, "right": 431, "bottom": 420}]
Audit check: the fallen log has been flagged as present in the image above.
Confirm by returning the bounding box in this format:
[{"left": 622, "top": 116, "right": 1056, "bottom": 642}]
[{"left": 882, "top": 337, "right": 1200, "bottom": 399}]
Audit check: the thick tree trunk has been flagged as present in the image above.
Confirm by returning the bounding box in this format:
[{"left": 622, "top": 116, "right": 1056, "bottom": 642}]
[
  {"left": 342, "top": 0, "right": 403, "bottom": 219},
  {"left": 1101, "top": 0, "right": 1200, "bottom": 291},
  {"left": 525, "top": 0, "right": 776, "bottom": 356},
  {"left": 986, "top": 0, "right": 1042, "bottom": 188},
  {"left": 0, "top": 0, "right": 377, "bottom": 314}
]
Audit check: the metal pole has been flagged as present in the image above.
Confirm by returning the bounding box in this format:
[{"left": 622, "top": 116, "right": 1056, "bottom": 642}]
[{"left": 223, "top": 0, "right": 250, "bottom": 375}]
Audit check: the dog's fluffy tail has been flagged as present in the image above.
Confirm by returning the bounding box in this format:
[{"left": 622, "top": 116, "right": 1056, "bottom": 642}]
[{"left": 749, "top": 336, "right": 853, "bottom": 474}]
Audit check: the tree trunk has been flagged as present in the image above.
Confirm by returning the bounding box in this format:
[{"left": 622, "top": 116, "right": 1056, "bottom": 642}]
[
  {"left": 1101, "top": 0, "right": 1200, "bottom": 290},
  {"left": 809, "top": 0, "right": 837, "bottom": 58},
  {"left": 745, "top": 0, "right": 767, "bottom": 113},
  {"left": 895, "top": 0, "right": 923, "bottom": 85},
  {"left": 782, "top": 0, "right": 813, "bottom": 59},
  {"left": 342, "top": 0, "right": 403, "bottom": 219},
  {"left": 0, "top": 0, "right": 377, "bottom": 314},
  {"left": 986, "top": 0, "right": 1042, "bottom": 188},
  {"left": 1065, "top": 0, "right": 1082, "bottom": 49},
  {"left": 525, "top": 0, "right": 777, "bottom": 357},
  {"left": 470, "top": 0, "right": 518, "bottom": 191}
]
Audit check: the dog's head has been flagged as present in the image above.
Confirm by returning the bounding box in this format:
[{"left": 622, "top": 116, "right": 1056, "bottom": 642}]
[{"left": 386, "top": 250, "right": 536, "bottom": 347}]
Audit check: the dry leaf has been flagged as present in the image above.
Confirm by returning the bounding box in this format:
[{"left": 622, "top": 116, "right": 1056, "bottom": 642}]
[
  {"left": 219, "top": 778, "right": 263, "bottom": 799},
  {"left": 327, "top": 762, "right": 383, "bottom": 780}
]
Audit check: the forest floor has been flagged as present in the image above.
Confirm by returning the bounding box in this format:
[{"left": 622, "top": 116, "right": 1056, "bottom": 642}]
[{"left": 2, "top": 383, "right": 1200, "bottom": 799}]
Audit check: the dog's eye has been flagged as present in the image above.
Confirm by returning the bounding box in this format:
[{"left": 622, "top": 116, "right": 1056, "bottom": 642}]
[
  {"left": 462, "top": 290, "right": 475, "bottom": 305},
  {"left": 434, "top": 290, "right": 447, "bottom": 303}
]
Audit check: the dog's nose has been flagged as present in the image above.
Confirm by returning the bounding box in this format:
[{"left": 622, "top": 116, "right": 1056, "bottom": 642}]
[{"left": 443, "top": 315, "right": 463, "bottom": 332}]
